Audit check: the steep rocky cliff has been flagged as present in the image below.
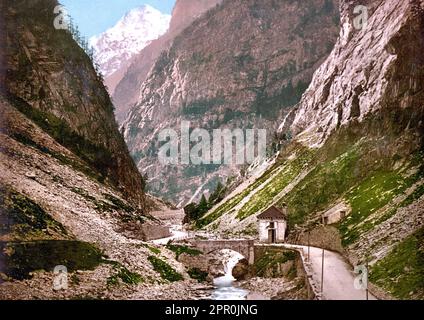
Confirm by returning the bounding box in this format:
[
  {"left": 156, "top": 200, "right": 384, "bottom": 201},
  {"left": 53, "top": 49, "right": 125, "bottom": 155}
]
[
  {"left": 2, "top": 0, "right": 145, "bottom": 205},
  {"left": 199, "top": 0, "right": 424, "bottom": 299},
  {"left": 0, "top": 0, "right": 191, "bottom": 299},
  {"left": 113, "top": 0, "right": 223, "bottom": 123},
  {"left": 168, "top": 0, "right": 223, "bottom": 31},
  {"left": 285, "top": 0, "right": 423, "bottom": 147},
  {"left": 123, "top": 0, "right": 340, "bottom": 205}
]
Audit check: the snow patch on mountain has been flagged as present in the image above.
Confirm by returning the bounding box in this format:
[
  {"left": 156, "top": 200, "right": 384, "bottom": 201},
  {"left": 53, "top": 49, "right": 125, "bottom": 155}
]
[{"left": 90, "top": 5, "right": 171, "bottom": 77}]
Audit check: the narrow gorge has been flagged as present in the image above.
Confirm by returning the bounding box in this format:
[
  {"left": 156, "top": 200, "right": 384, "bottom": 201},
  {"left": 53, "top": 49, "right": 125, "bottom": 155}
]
[{"left": 0, "top": 0, "right": 422, "bottom": 301}]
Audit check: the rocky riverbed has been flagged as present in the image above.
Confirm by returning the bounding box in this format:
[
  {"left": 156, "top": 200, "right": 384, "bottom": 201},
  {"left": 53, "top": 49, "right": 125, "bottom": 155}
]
[
  {"left": 239, "top": 277, "right": 308, "bottom": 300},
  {"left": 0, "top": 264, "right": 215, "bottom": 300}
]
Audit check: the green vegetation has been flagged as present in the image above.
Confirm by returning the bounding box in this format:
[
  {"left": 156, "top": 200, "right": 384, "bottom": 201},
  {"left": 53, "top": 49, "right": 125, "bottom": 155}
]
[
  {"left": 235, "top": 54, "right": 253, "bottom": 68},
  {"left": 195, "top": 159, "right": 289, "bottom": 229},
  {"left": 0, "top": 188, "right": 67, "bottom": 239},
  {"left": 221, "top": 109, "right": 245, "bottom": 125},
  {"left": 239, "top": 223, "right": 259, "bottom": 236},
  {"left": 10, "top": 95, "right": 115, "bottom": 184},
  {"left": 166, "top": 244, "right": 202, "bottom": 260},
  {"left": 187, "top": 268, "right": 209, "bottom": 283},
  {"left": 195, "top": 192, "right": 243, "bottom": 229},
  {"left": 70, "top": 188, "right": 141, "bottom": 223},
  {"left": 340, "top": 170, "right": 411, "bottom": 246},
  {"left": 197, "top": 108, "right": 424, "bottom": 237},
  {"left": 184, "top": 195, "right": 210, "bottom": 223},
  {"left": 146, "top": 245, "right": 161, "bottom": 255},
  {"left": 154, "top": 51, "right": 171, "bottom": 75},
  {"left": 277, "top": 145, "right": 362, "bottom": 227},
  {"left": 208, "top": 182, "right": 227, "bottom": 206},
  {"left": 72, "top": 187, "right": 117, "bottom": 213},
  {"left": 71, "top": 187, "right": 97, "bottom": 201},
  {"left": 370, "top": 229, "right": 424, "bottom": 299},
  {"left": 102, "top": 193, "right": 135, "bottom": 213},
  {"left": 253, "top": 80, "right": 309, "bottom": 119},
  {"left": 272, "top": 148, "right": 423, "bottom": 247},
  {"left": 106, "top": 262, "right": 144, "bottom": 286},
  {"left": 237, "top": 149, "right": 313, "bottom": 220},
  {"left": 12, "top": 132, "right": 50, "bottom": 154},
  {"left": 253, "top": 249, "right": 298, "bottom": 278},
  {"left": 183, "top": 182, "right": 227, "bottom": 225},
  {"left": 339, "top": 150, "right": 423, "bottom": 246},
  {"left": 148, "top": 256, "right": 183, "bottom": 282},
  {"left": 400, "top": 183, "right": 424, "bottom": 208},
  {"left": 188, "top": 52, "right": 213, "bottom": 66},
  {"left": 70, "top": 274, "right": 81, "bottom": 285},
  {"left": 0, "top": 240, "right": 104, "bottom": 280},
  {"left": 348, "top": 171, "right": 407, "bottom": 218}
]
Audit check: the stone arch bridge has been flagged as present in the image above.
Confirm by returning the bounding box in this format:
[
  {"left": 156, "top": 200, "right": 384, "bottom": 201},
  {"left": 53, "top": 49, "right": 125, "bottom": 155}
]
[{"left": 192, "top": 240, "right": 255, "bottom": 265}]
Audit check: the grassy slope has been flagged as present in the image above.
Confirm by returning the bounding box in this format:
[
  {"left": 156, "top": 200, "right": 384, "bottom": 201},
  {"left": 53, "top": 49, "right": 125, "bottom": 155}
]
[
  {"left": 370, "top": 228, "right": 424, "bottom": 299},
  {"left": 198, "top": 107, "right": 424, "bottom": 298}
]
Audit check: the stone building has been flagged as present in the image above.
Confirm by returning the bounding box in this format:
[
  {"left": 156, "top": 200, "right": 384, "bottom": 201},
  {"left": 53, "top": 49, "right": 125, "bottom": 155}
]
[
  {"left": 257, "top": 206, "right": 287, "bottom": 243},
  {"left": 321, "top": 202, "right": 351, "bottom": 225},
  {"left": 141, "top": 222, "right": 171, "bottom": 241}
]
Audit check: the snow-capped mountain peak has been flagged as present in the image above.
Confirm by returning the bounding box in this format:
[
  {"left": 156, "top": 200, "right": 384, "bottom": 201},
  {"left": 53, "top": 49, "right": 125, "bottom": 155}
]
[{"left": 90, "top": 5, "right": 171, "bottom": 77}]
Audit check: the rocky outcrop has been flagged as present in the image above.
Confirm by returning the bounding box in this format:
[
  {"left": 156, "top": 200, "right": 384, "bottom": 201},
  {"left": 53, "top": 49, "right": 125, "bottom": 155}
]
[
  {"left": 199, "top": 0, "right": 424, "bottom": 299},
  {"left": 232, "top": 258, "right": 249, "bottom": 280},
  {"left": 178, "top": 251, "right": 226, "bottom": 281},
  {"left": 113, "top": 0, "right": 223, "bottom": 123},
  {"left": 169, "top": 0, "right": 223, "bottom": 31},
  {"left": 0, "top": 93, "right": 180, "bottom": 299},
  {"left": 123, "top": 0, "right": 340, "bottom": 204},
  {"left": 91, "top": 5, "right": 171, "bottom": 96},
  {"left": 2, "top": 0, "right": 145, "bottom": 205},
  {"left": 0, "top": 0, "right": 191, "bottom": 300},
  {"left": 285, "top": 0, "right": 424, "bottom": 148}
]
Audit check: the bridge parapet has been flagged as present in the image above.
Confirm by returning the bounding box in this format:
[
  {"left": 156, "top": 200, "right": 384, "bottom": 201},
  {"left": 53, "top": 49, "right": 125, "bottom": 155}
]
[{"left": 192, "top": 240, "right": 255, "bottom": 265}]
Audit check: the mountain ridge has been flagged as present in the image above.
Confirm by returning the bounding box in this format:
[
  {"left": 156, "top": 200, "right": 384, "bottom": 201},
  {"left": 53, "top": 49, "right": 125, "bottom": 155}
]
[
  {"left": 112, "top": 0, "right": 224, "bottom": 123},
  {"left": 122, "top": 0, "right": 341, "bottom": 205},
  {"left": 0, "top": 0, "right": 190, "bottom": 300},
  {"left": 197, "top": 0, "right": 424, "bottom": 300},
  {"left": 90, "top": 4, "right": 171, "bottom": 95}
]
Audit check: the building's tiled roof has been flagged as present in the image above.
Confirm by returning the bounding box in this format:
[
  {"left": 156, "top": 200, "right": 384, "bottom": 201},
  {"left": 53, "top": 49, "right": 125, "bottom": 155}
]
[{"left": 257, "top": 206, "right": 287, "bottom": 220}]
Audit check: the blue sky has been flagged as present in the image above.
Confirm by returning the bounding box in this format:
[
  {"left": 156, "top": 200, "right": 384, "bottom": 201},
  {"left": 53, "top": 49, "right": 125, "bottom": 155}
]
[{"left": 60, "top": 0, "right": 176, "bottom": 38}]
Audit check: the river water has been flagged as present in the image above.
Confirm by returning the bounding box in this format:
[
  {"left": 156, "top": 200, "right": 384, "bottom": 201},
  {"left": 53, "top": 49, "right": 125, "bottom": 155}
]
[
  {"left": 149, "top": 223, "right": 259, "bottom": 300},
  {"left": 210, "top": 250, "right": 249, "bottom": 300},
  {"left": 151, "top": 224, "right": 250, "bottom": 299}
]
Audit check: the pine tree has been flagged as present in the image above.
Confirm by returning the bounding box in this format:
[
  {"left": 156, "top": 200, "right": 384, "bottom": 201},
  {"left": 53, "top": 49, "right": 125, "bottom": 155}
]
[
  {"left": 68, "top": 16, "right": 74, "bottom": 35},
  {"left": 183, "top": 203, "right": 198, "bottom": 223},
  {"left": 80, "top": 36, "right": 87, "bottom": 51},
  {"left": 74, "top": 25, "right": 81, "bottom": 43},
  {"left": 209, "top": 182, "right": 225, "bottom": 204},
  {"left": 87, "top": 46, "right": 95, "bottom": 62},
  {"left": 197, "top": 195, "right": 209, "bottom": 217}
]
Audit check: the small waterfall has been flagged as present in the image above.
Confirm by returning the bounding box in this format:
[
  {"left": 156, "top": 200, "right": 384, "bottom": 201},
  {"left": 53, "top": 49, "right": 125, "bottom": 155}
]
[{"left": 211, "top": 250, "right": 249, "bottom": 300}]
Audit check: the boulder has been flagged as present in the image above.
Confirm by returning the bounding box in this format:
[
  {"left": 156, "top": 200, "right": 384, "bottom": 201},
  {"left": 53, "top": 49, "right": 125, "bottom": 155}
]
[{"left": 232, "top": 258, "right": 249, "bottom": 280}]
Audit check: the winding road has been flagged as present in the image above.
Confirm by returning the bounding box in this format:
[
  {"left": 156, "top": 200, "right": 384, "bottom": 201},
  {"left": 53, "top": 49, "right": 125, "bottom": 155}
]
[
  {"left": 149, "top": 210, "right": 377, "bottom": 300},
  {"left": 259, "top": 243, "right": 377, "bottom": 300}
]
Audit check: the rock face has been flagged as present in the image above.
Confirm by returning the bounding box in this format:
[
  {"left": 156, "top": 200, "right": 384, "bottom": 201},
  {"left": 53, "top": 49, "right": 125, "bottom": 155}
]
[
  {"left": 169, "top": 0, "right": 223, "bottom": 32},
  {"left": 232, "top": 258, "right": 249, "bottom": 280},
  {"left": 123, "top": 0, "right": 340, "bottom": 205},
  {"left": 0, "top": 0, "right": 190, "bottom": 300},
  {"left": 198, "top": 0, "right": 424, "bottom": 299},
  {"left": 2, "top": 0, "right": 145, "bottom": 205},
  {"left": 178, "top": 251, "right": 226, "bottom": 281},
  {"left": 285, "top": 0, "right": 424, "bottom": 148},
  {"left": 113, "top": 0, "right": 223, "bottom": 123},
  {"left": 90, "top": 5, "right": 171, "bottom": 98}
]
